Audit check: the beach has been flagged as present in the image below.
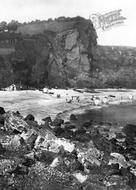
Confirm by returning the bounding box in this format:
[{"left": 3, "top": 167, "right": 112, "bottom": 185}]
[{"left": 0, "top": 89, "right": 136, "bottom": 122}]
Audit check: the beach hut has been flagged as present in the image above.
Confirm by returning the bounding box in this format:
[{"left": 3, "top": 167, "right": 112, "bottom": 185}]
[{"left": 4, "top": 84, "right": 17, "bottom": 91}]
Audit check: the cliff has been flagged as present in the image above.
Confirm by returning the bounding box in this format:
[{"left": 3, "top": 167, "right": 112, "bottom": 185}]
[
  {"left": 93, "top": 46, "right": 136, "bottom": 88},
  {"left": 0, "top": 17, "right": 97, "bottom": 88},
  {"left": 0, "top": 17, "right": 136, "bottom": 88}
]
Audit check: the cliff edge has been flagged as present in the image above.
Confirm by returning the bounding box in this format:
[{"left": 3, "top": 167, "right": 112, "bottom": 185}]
[
  {"left": 0, "top": 17, "right": 97, "bottom": 88},
  {"left": 0, "top": 17, "right": 136, "bottom": 88}
]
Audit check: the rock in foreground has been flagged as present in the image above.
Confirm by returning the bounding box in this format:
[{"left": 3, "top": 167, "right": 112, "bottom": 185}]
[{"left": 0, "top": 109, "right": 135, "bottom": 189}]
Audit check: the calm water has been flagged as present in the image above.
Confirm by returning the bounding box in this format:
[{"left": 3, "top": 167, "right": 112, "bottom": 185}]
[{"left": 77, "top": 103, "right": 136, "bottom": 126}]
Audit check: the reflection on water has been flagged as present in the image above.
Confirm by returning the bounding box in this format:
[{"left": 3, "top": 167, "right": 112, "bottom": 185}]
[{"left": 77, "top": 103, "right": 136, "bottom": 126}]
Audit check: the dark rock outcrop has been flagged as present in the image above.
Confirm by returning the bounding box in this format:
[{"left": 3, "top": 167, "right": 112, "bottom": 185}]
[
  {"left": 52, "top": 117, "right": 64, "bottom": 126},
  {"left": 0, "top": 107, "right": 5, "bottom": 114},
  {"left": 0, "top": 109, "right": 136, "bottom": 189},
  {"left": 70, "top": 114, "right": 78, "bottom": 121},
  {"left": 24, "top": 114, "right": 35, "bottom": 121}
]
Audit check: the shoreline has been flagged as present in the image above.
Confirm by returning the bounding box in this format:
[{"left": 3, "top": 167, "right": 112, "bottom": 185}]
[
  {"left": 52, "top": 89, "right": 136, "bottom": 122},
  {"left": 0, "top": 89, "right": 136, "bottom": 123}
]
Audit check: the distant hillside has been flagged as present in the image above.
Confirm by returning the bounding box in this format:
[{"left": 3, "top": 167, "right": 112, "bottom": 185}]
[
  {"left": 92, "top": 45, "right": 136, "bottom": 88},
  {"left": 0, "top": 17, "right": 136, "bottom": 88}
]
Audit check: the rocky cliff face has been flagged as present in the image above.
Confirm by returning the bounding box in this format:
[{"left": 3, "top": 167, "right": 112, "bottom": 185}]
[
  {"left": 0, "top": 17, "right": 97, "bottom": 88},
  {"left": 1, "top": 17, "right": 136, "bottom": 88},
  {"left": 92, "top": 46, "right": 136, "bottom": 88},
  {"left": 48, "top": 22, "right": 97, "bottom": 87}
]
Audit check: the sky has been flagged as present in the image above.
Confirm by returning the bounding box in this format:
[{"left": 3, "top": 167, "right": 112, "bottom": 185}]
[{"left": 0, "top": 0, "right": 136, "bottom": 47}]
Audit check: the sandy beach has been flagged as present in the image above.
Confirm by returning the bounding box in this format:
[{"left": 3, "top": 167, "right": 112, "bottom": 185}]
[{"left": 0, "top": 89, "right": 136, "bottom": 123}]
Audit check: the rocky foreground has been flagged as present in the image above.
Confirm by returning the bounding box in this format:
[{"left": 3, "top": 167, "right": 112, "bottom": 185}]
[{"left": 0, "top": 107, "right": 136, "bottom": 190}]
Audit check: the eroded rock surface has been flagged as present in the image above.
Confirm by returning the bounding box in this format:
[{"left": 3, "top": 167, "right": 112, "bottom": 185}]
[{"left": 0, "top": 108, "right": 136, "bottom": 189}]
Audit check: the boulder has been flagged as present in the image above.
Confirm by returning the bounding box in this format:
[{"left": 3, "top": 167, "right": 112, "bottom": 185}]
[
  {"left": 108, "top": 153, "right": 129, "bottom": 169},
  {"left": 12, "top": 164, "right": 28, "bottom": 175},
  {"left": 4, "top": 111, "right": 28, "bottom": 134},
  {"left": 53, "top": 126, "right": 65, "bottom": 136},
  {"left": 42, "top": 116, "right": 52, "bottom": 123},
  {"left": 65, "top": 124, "right": 76, "bottom": 130},
  {"left": 22, "top": 154, "right": 35, "bottom": 167},
  {"left": 0, "top": 107, "right": 5, "bottom": 115},
  {"left": 40, "top": 121, "right": 53, "bottom": 131},
  {"left": 24, "top": 114, "right": 35, "bottom": 121},
  {"left": 61, "top": 130, "right": 75, "bottom": 140},
  {"left": 24, "top": 152, "right": 35, "bottom": 161},
  {"left": 34, "top": 150, "right": 56, "bottom": 164},
  {"left": 92, "top": 135, "right": 112, "bottom": 154},
  {"left": 25, "top": 132, "right": 38, "bottom": 150},
  {"left": 0, "top": 134, "right": 24, "bottom": 152},
  {"left": 123, "top": 124, "right": 136, "bottom": 138},
  {"left": 54, "top": 151, "right": 84, "bottom": 173},
  {"left": 34, "top": 131, "right": 75, "bottom": 154},
  {"left": 54, "top": 138, "right": 75, "bottom": 153},
  {"left": 77, "top": 141, "right": 104, "bottom": 167},
  {"left": 72, "top": 172, "right": 88, "bottom": 183},
  {"left": 16, "top": 110, "right": 21, "bottom": 115},
  {"left": 26, "top": 120, "right": 40, "bottom": 132},
  {"left": 52, "top": 117, "right": 64, "bottom": 126},
  {"left": 70, "top": 114, "right": 78, "bottom": 121}
]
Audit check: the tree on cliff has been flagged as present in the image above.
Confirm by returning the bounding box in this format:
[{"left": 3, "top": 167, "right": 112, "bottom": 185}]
[
  {"left": 7, "top": 20, "right": 18, "bottom": 32},
  {"left": 0, "top": 21, "right": 7, "bottom": 32}
]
